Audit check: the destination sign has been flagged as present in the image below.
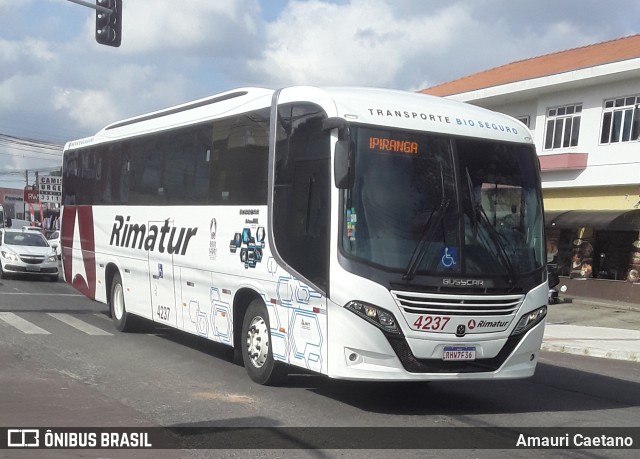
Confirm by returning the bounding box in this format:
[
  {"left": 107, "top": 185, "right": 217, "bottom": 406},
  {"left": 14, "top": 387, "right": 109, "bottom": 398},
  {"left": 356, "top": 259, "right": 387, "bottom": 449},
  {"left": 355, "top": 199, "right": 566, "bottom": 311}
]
[{"left": 368, "top": 137, "right": 418, "bottom": 155}]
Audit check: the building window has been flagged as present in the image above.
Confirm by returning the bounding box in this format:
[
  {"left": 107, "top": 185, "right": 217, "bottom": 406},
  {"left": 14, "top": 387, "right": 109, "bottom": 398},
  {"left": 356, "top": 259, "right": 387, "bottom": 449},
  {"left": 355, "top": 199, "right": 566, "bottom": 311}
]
[
  {"left": 544, "top": 103, "right": 582, "bottom": 150},
  {"left": 600, "top": 96, "right": 640, "bottom": 144},
  {"left": 516, "top": 116, "right": 530, "bottom": 128}
]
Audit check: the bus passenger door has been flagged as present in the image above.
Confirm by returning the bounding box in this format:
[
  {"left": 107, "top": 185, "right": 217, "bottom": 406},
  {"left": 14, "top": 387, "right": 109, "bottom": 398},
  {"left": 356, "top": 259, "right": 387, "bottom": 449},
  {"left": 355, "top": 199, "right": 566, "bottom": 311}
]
[{"left": 148, "top": 219, "right": 177, "bottom": 327}]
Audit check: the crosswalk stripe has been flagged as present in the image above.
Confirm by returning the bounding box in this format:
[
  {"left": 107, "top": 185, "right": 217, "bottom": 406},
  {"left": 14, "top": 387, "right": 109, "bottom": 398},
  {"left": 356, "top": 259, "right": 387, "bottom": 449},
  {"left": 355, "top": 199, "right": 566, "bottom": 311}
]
[
  {"left": 47, "top": 313, "right": 113, "bottom": 336},
  {"left": 0, "top": 312, "right": 50, "bottom": 335}
]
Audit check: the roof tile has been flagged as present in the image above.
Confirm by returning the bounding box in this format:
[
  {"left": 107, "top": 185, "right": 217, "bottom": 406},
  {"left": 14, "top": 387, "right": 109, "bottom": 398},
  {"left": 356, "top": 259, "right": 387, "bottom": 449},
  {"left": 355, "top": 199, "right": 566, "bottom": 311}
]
[{"left": 421, "top": 34, "right": 640, "bottom": 97}]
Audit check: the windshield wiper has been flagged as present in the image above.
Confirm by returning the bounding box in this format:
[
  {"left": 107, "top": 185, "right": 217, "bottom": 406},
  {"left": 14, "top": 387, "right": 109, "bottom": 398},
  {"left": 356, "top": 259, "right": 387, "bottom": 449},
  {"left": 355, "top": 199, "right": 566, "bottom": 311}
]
[
  {"left": 402, "top": 198, "right": 449, "bottom": 281},
  {"left": 465, "top": 168, "right": 478, "bottom": 238},
  {"left": 403, "top": 164, "right": 450, "bottom": 281},
  {"left": 465, "top": 167, "right": 516, "bottom": 284},
  {"left": 476, "top": 203, "right": 518, "bottom": 284}
]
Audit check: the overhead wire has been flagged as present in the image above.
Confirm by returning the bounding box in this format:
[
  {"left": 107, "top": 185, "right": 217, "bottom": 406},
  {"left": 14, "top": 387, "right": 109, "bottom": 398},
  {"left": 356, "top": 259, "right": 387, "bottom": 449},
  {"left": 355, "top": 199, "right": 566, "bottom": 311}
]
[
  {"left": 0, "top": 134, "right": 63, "bottom": 190},
  {"left": 0, "top": 133, "right": 64, "bottom": 165},
  {"left": 0, "top": 133, "right": 63, "bottom": 154}
]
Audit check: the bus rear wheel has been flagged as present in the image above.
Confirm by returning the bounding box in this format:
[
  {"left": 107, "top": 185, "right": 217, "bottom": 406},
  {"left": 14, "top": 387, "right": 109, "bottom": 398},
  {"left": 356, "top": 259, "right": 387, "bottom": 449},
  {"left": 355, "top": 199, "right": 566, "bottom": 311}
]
[
  {"left": 241, "top": 299, "right": 286, "bottom": 385},
  {"left": 110, "top": 272, "right": 138, "bottom": 332}
]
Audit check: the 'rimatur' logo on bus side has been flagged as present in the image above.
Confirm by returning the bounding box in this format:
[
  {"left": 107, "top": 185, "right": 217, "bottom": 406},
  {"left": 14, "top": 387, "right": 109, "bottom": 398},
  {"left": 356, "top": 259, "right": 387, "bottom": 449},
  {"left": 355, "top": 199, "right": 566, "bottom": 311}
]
[{"left": 110, "top": 215, "right": 198, "bottom": 255}]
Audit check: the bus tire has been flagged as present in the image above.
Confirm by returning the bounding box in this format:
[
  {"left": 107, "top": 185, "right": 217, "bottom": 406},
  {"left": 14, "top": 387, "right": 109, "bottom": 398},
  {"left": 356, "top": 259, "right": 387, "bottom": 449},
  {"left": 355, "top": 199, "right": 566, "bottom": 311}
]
[
  {"left": 241, "top": 299, "right": 286, "bottom": 385},
  {"left": 110, "top": 272, "right": 137, "bottom": 332}
]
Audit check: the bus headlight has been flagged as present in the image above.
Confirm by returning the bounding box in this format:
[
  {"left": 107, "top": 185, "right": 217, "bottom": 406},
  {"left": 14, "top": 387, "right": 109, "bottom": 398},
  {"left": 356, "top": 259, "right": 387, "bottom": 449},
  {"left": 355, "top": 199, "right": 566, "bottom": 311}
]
[
  {"left": 345, "top": 301, "right": 402, "bottom": 335},
  {"left": 511, "top": 306, "right": 547, "bottom": 336}
]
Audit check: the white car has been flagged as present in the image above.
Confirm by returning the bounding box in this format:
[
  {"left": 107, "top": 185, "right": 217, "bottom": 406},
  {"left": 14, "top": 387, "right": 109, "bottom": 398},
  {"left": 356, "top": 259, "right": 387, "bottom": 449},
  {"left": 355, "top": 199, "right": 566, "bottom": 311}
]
[{"left": 0, "top": 229, "right": 59, "bottom": 281}]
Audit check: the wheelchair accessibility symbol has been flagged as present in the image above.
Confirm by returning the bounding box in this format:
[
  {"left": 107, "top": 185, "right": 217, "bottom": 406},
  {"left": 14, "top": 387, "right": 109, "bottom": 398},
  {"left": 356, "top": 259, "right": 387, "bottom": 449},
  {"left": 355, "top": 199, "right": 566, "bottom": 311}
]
[{"left": 440, "top": 247, "right": 457, "bottom": 268}]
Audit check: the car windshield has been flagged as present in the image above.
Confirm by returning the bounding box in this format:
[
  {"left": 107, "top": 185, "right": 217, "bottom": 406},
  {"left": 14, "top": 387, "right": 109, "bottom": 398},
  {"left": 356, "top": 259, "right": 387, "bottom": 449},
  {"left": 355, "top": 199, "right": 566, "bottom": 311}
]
[
  {"left": 4, "top": 232, "right": 48, "bottom": 247},
  {"left": 341, "top": 126, "right": 544, "bottom": 279}
]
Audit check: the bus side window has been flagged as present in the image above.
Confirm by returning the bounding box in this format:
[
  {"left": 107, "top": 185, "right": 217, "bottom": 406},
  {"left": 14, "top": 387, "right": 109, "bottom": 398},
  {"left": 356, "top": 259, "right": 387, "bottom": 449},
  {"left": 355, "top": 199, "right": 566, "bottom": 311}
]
[
  {"left": 164, "top": 130, "right": 192, "bottom": 204},
  {"left": 210, "top": 111, "right": 269, "bottom": 206},
  {"left": 193, "top": 125, "right": 213, "bottom": 204},
  {"left": 160, "top": 125, "right": 214, "bottom": 205},
  {"left": 128, "top": 137, "right": 164, "bottom": 205},
  {"left": 210, "top": 117, "right": 234, "bottom": 204}
]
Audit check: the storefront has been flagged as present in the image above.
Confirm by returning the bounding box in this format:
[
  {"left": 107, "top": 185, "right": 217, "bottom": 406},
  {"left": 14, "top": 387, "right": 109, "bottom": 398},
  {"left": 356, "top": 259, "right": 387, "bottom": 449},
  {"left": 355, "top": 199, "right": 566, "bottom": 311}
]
[
  {"left": 546, "top": 210, "right": 640, "bottom": 302},
  {"left": 0, "top": 189, "right": 25, "bottom": 220}
]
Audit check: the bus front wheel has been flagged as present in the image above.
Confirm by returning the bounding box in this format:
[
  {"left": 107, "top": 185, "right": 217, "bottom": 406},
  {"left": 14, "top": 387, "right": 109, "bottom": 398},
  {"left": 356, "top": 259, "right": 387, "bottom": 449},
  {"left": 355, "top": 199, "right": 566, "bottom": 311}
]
[
  {"left": 241, "top": 299, "right": 286, "bottom": 385},
  {"left": 110, "top": 272, "right": 137, "bottom": 332}
]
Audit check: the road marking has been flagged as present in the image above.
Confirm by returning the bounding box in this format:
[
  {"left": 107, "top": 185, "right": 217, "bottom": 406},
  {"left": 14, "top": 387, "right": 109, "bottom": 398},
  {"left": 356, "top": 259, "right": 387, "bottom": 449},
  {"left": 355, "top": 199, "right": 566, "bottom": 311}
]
[
  {"left": 0, "top": 292, "right": 83, "bottom": 296},
  {"left": 93, "top": 313, "right": 112, "bottom": 322},
  {"left": 0, "top": 312, "right": 50, "bottom": 334},
  {"left": 47, "top": 313, "right": 113, "bottom": 336}
]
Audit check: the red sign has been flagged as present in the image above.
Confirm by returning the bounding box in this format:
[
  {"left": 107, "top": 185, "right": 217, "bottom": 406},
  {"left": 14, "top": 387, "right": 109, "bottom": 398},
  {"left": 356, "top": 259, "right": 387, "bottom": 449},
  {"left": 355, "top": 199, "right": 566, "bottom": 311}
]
[{"left": 24, "top": 188, "right": 39, "bottom": 204}]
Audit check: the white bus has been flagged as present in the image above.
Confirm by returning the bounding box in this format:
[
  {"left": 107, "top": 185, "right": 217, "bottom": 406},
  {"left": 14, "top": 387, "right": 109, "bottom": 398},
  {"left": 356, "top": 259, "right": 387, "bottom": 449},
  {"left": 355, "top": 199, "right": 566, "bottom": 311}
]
[{"left": 61, "top": 86, "right": 548, "bottom": 384}]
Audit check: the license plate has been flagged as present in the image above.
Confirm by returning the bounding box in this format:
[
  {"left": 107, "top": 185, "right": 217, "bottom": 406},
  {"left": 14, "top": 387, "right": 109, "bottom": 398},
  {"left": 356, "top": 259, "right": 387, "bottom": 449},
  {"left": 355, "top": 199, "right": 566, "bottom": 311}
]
[
  {"left": 443, "top": 346, "right": 476, "bottom": 361},
  {"left": 25, "top": 265, "right": 41, "bottom": 272}
]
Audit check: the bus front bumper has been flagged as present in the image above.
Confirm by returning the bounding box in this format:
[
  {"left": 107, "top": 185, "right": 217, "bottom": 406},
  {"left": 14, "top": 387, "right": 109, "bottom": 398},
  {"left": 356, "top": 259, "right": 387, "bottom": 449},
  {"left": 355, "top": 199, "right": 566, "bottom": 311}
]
[{"left": 327, "top": 302, "right": 546, "bottom": 381}]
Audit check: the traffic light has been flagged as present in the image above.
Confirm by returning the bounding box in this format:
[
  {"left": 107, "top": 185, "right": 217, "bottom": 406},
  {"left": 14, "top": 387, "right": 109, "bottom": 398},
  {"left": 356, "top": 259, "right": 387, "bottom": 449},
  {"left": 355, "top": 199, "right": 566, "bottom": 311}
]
[{"left": 95, "top": 0, "right": 122, "bottom": 47}]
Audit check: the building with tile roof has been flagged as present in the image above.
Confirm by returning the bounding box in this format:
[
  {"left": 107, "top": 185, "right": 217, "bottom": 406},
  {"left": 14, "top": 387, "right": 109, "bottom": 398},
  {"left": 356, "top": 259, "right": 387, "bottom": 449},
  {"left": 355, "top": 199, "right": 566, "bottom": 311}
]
[
  {"left": 421, "top": 35, "right": 640, "bottom": 300},
  {"left": 424, "top": 35, "right": 640, "bottom": 98}
]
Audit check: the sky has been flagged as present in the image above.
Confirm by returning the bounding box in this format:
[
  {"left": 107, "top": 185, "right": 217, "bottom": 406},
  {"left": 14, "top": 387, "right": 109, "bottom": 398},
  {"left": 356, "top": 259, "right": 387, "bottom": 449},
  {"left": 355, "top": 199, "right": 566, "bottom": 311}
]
[{"left": 1, "top": 0, "right": 639, "bottom": 190}]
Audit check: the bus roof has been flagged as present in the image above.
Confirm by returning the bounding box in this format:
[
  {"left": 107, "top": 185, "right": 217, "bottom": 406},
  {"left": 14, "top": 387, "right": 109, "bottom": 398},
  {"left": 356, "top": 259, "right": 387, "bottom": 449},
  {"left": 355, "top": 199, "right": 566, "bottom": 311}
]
[
  {"left": 65, "top": 87, "right": 273, "bottom": 150},
  {"left": 65, "top": 86, "right": 531, "bottom": 150},
  {"left": 319, "top": 87, "right": 531, "bottom": 144}
]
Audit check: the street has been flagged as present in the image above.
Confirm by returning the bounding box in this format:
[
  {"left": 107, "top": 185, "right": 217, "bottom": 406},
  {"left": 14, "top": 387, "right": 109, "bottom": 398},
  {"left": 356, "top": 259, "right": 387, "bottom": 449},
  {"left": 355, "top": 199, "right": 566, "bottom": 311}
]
[{"left": 0, "top": 275, "right": 639, "bottom": 458}]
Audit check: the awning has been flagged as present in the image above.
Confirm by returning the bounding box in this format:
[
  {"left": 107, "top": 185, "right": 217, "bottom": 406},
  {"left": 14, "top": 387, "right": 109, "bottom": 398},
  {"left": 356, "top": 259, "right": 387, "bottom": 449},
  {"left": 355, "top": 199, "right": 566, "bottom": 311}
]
[
  {"left": 539, "top": 153, "right": 588, "bottom": 172},
  {"left": 545, "top": 209, "right": 640, "bottom": 231}
]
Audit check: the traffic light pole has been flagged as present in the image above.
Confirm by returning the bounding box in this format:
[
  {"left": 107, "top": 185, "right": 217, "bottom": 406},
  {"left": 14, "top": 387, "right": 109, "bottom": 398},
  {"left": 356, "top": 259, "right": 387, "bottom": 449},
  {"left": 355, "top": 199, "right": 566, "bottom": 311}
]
[
  {"left": 66, "top": 0, "right": 113, "bottom": 14},
  {"left": 67, "top": 0, "right": 122, "bottom": 47}
]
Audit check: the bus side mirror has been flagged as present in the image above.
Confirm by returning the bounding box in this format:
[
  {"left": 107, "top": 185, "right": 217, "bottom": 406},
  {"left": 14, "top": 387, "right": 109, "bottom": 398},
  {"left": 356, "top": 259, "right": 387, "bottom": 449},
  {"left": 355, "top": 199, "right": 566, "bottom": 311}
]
[
  {"left": 323, "top": 117, "right": 354, "bottom": 189},
  {"left": 334, "top": 139, "right": 354, "bottom": 189}
]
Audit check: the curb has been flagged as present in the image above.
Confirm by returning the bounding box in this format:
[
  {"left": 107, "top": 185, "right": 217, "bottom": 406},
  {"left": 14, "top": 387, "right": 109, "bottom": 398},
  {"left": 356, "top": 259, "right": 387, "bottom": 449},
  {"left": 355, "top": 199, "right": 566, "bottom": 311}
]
[
  {"left": 541, "top": 342, "right": 640, "bottom": 362},
  {"left": 561, "top": 297, "right": 640, "bottom": 313},
  {"left": 542, "top": 324, "right": 640, "bottom": 362}
]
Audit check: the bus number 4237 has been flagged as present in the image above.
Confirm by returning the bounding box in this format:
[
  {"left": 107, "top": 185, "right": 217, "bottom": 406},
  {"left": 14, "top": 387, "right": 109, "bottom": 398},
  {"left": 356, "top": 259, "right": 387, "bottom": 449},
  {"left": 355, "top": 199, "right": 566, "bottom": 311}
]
[
  {"left": 157, "top": 305, "right": 170, "bottom": 321},
  {"left": 412, "top": 315, "right": 450, "bottom": 331}
]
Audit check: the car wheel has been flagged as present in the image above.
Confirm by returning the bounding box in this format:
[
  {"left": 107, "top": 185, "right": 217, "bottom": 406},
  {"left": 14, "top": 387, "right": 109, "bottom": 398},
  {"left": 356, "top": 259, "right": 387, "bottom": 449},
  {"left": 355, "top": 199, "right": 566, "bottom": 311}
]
[
  {"left": 241, "top": 299, "right": 286, "bottom": 385},
  {"left": 0, "top": 262, "right": 6, "bottom": 279},
  {"left": 110, "top": 272, "right": 138, "bottom": 332}
]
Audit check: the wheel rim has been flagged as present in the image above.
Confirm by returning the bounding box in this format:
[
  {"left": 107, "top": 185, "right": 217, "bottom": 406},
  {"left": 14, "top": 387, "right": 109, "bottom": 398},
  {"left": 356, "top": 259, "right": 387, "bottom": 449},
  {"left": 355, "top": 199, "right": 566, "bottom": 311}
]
[
  {"left": 113, "top": 283, "right": 125, "bottom": 320},
  {"left": 246, "top": 315, "right": 269, "bottom": 368}
]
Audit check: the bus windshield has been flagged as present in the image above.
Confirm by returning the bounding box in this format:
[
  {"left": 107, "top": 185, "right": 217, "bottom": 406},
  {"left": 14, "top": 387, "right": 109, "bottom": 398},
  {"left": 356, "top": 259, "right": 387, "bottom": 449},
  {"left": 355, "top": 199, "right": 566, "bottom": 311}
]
[{"left": 341, "top": 126, "right": 544, "bottom": 279}]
